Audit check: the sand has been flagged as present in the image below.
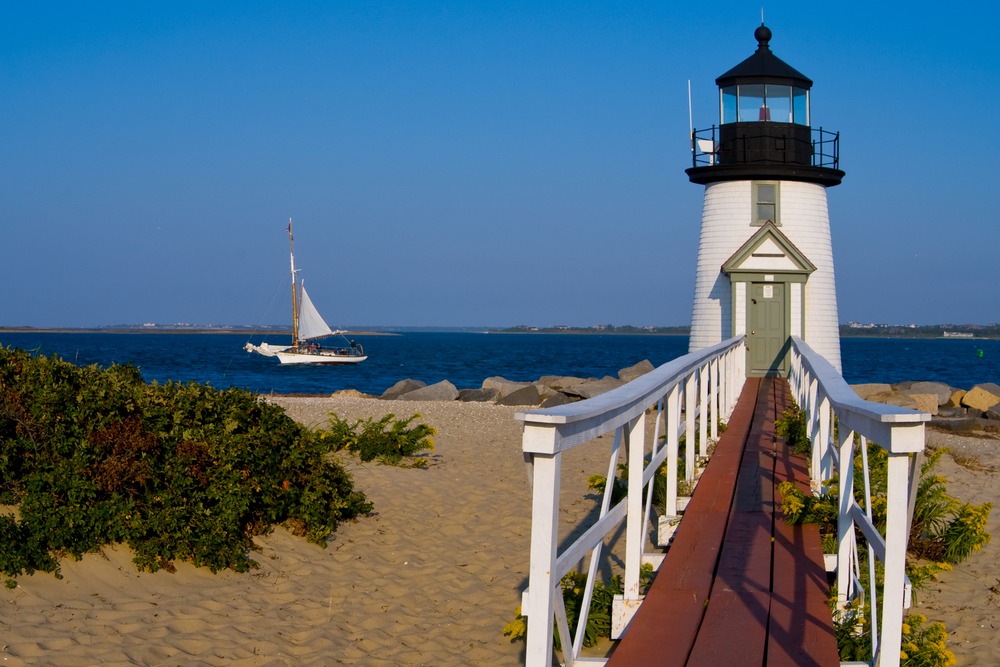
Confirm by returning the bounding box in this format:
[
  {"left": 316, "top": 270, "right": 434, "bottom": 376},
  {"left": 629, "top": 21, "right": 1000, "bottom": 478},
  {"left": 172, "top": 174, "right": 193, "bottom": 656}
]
[
  {"left": 0, "top": 397, "right": 611, "bottom": 666},
  {"left": 1, "top": 397, "right": 997, "bottom": 665},
  {"left": 917, "top": 427, "right": 1000, "bottom": 664}
]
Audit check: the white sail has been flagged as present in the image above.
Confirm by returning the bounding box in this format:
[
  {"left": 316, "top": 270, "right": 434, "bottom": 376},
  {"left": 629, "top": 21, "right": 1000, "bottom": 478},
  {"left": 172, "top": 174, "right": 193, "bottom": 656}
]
[{"left": 297, "top": 284, "right": 336, "bottom": 341}]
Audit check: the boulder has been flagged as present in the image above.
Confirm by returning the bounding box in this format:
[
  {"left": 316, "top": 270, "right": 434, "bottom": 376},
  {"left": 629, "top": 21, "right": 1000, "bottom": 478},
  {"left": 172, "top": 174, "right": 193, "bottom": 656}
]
[
  {"left": 458, "top": 387, "right": 499, "bottom": 402},
  {"left": 330, "top": 388, "right": 374, "bottom": 399},
  {"left": 618, "top": 359, "right": 655, "bottom": 383},
  {"left": 882, "top": 393, "right": 921, "bottom": 411},
  {"left": 496, "top": 384, "right": 542, "bottom": 407},
  {"left": 567, "top": 376, "right": 624, "bottom": 399},
  {"left": 930, "top": 416, "right": 979, "bottom": 432},
  {"left": 852, "top": 384, "right": 893, "bottom": 401},
  {"left": 482, "top": 376, "right": 534, "bottom": 400},
  {"left": 986, "top": 403, "right": 1000, "bottom": 421},
  {"left": 961, "top": 384, "right": 1000, "bottom": 413},
  {"left": 381, "top": 378, "right": 427, "bottom": 400},
  {"left": 396, "top": 380, "right": 459, "bottom": 401},
  {"left": 540, "top": 392, "right": 575, "bottom": 408},
  {"left": 532, "top": 382, "right": 562, "bottom": 401},
  {"left": 948, "top": 389, "right": 967, "bottom": 408},
  {"left": 895, "top": 381, "right": 954, "bottom": 407},
  {"left": 537, "top": 375, "right": 587, "bottom": 394},
  {"left": 906, "top": 393, "right": 939, "bottom": 416}
]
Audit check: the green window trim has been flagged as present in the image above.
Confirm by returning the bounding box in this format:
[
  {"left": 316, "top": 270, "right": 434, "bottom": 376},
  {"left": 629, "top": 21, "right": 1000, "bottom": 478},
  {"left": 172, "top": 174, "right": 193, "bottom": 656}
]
[{"left": 752, "top": 181, "right": 780, "bottom": 226}]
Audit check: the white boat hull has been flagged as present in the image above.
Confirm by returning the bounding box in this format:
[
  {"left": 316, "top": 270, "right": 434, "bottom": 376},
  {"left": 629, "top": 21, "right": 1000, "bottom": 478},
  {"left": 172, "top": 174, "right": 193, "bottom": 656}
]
[
  {"left": 274, "top": 349, "right": 367, "bottom": 365},
  {"left": 245, "top": 341, "right": 366, "bottom": 365}
]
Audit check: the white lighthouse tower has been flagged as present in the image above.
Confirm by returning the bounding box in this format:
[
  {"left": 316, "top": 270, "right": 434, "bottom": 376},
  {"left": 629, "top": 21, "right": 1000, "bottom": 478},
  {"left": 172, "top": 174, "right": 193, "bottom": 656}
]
[{"left": 687, "top": 24, "right": 844, "bottom": 375}]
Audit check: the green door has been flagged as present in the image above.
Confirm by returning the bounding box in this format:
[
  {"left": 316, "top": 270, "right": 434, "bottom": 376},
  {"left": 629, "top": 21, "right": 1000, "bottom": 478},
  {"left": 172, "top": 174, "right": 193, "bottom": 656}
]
[{"left": 747, "top": 282, "right": 788, "bottom": 377}]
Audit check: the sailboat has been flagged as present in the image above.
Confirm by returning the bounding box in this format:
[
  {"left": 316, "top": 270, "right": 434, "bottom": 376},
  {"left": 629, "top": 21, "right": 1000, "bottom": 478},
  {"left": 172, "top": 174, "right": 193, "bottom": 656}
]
[{"left": 244, "top": 220, "right": 367, "bottom": 365}]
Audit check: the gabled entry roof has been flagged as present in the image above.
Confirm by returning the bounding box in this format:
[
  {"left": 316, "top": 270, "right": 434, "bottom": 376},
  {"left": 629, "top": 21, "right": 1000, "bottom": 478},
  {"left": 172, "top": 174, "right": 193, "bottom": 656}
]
[{"left": 722, "top": 222, "right": 816, "bottom": 275}]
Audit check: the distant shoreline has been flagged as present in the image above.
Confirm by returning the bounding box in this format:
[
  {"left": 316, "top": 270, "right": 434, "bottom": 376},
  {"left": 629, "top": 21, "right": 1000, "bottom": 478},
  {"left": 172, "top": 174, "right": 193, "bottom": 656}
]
[
  {"left": 1, "top": 325, "right": 998, "bottom": 340},
  {"left": 0, "top": 327, "right": 397, "bottom": 337}
]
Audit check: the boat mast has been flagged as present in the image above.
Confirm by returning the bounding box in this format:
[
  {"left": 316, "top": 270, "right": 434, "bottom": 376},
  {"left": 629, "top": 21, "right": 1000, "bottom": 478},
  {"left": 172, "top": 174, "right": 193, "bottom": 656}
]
[{"left": 288, "top": 218, "right": 300, "bottom": 347}]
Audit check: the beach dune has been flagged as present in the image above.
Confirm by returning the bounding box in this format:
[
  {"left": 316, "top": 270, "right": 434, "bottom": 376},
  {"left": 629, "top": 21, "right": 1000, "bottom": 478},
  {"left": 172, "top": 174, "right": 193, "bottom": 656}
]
[{"left": 1, "top": 396, "right": 997, "bottom": 665}]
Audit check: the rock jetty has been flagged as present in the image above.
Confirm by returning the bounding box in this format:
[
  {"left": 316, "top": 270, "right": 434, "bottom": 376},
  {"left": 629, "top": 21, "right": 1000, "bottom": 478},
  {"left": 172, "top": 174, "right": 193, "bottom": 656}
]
[
  {"left": 329, "top": 359, "right": 657, "bottom": 408},
  {"left": 327, "top": 362, "right": 1000, "bottom": 431},
  {"left": 852, "top": 381, "right": 1000, "bottom": 431}
]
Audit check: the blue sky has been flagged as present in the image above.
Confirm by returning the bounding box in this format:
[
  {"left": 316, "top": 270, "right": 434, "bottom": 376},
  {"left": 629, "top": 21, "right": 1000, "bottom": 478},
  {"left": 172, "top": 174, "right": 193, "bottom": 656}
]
[{"left": 4, "top": 2, "right": 998, "bottom": 328}]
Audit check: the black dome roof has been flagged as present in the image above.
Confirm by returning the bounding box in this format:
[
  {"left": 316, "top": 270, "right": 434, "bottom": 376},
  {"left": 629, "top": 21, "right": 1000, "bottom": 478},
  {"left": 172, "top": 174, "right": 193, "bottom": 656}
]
[{"left": 716, "top": 24, "right": 812, "bottom": 89}]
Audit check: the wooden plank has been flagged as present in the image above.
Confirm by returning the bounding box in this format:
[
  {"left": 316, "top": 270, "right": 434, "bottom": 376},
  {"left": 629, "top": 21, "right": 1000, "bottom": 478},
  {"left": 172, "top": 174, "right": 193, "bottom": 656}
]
[
  {"left": 767, "top": 521, "right": 839, "bottom": 667},
  {"left": 606, "top": 379, "right": 760, "bottom": 667},
  {"left": 685, "top": 511, "right": 773, "bottom": 666},
  {"left": 685, "top": 379, "right": 776, "bottom": 665},
  {"left": 768, "top": 379, "right": 840, "bottom": 667}
]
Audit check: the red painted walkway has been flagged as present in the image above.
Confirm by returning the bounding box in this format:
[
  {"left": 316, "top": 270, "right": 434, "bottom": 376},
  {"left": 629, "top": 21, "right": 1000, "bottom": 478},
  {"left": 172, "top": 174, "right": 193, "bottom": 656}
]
[{"left": 606, "top": 377, "right": 840, "bottom": 667}]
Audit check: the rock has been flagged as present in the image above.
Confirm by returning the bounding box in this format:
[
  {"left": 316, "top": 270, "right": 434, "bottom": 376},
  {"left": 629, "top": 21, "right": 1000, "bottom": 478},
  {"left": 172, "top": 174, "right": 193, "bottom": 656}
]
[
  {"left": 537, "top": 375, "right": 587, "bottom": 394},
  {"left": 381, "top": 379, "right": 427, "bottom": 400},
  {"left": 930, "top": 416, "right": 980, "bottom": 432},
  {"left": 396, "top": 380, "right": 459, "bottom": 401},
  {"left": 895, "top": 381, "right": 954, "bottom": 406},
  {"left": 496, "top": 384, "right": 542, "bottom": 407},
  {"left": 947, "top": 389, "right": 967, "bottom": 408},
  {"left": 566, "top": 376, "right": 624, "bottom": 399},
  {"left": 458, "top": 387, "right": 499, "bottom": 402},
  {"left": 851, "top": 383, "right": 893, "bottom": 401},
  {"left": 986, "top": 403, "right": 1000, "bottom": 421},
  {"left": 882, "top": 393, "right": 921, "bottom": 411},
  {"left": 961, "top": 384, "right": 1000, "bottom": 413},
  {"left": 540, "top": 392, "right": 575, "bottom": 408},
  {"left": 482, "top": 376, "right": 534, "bottom": 400},
  {"left": 532, "top": 382, "right": 562, "bottom": 401},
  {"left": 330, "top": 389, "right": 374, "bottom": 399},
  {"left": 906, "top": 393, "right": 939, "bottom": 416},
  {"left": 935, "top": 406, "right": 967, "bottom": 419},
  {"left": 618, "top": 360, "right": 655, "bottom": 383}
]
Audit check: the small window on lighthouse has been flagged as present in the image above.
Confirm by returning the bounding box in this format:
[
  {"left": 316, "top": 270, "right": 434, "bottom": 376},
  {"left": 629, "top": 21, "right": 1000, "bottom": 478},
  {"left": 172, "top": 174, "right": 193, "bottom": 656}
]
[{"left": 753, "top": 182, "right": 779, "bottom": 225}]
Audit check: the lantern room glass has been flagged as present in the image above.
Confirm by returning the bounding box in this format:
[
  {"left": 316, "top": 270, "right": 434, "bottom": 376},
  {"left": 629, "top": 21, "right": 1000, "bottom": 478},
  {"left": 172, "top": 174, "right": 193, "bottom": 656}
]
[{"left": 719, "top": 84, "right": 810, "bottom": 125}]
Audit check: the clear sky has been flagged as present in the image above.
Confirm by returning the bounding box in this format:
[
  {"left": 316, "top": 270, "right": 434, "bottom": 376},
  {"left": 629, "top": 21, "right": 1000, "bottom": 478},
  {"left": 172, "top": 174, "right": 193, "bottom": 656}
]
[{"left": 4, "top": 2, "right": 998, "bottom": 328}]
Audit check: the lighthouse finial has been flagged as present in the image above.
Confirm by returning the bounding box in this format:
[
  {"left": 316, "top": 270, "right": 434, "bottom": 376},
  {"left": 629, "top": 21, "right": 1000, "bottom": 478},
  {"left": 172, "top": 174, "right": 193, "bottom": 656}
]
[{"left": 754, "top": 23, "right": 772, "bottom": 51}]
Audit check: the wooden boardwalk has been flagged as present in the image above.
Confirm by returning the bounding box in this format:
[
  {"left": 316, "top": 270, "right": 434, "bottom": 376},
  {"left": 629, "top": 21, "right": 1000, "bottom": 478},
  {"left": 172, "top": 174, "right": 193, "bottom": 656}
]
[{"left": 606, "top": 377, "right": 840, "bottom": 667}]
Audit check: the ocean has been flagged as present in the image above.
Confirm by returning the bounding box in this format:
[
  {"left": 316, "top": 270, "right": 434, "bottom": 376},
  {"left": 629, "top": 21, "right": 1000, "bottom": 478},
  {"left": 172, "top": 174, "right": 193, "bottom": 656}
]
[{"left": 1, "top": 331, "right": 997, "bottom": 396}]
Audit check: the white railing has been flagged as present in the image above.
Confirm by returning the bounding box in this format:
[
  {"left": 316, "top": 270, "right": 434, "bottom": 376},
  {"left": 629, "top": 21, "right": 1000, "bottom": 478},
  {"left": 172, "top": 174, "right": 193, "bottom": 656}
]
[
  {"left": 516, "top": 336, "right": 745, "bottom": 667},
  {"left": 789, "top": 337, "right": 928, "bottom": 667}
]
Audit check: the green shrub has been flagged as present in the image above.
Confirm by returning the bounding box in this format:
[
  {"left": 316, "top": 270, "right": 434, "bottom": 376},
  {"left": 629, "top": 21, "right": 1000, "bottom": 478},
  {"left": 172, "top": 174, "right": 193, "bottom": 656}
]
[
  {"left": 0, "top": 346, "right": 372, "bottom": 578},
  {"left": 503, "top": 563, "right": 656, "bottom": 650},
  {"left": 326, "top": 413, "right": 435, "bottom": 466},
  {"left": 774, "top": 407, "right": 985, "bottom": 666}
]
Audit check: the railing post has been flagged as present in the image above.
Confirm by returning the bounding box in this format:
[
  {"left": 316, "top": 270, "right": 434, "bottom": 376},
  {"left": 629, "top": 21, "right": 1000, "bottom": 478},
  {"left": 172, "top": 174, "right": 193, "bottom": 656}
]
[
  {"left": 699, "top": 364, "right": 709, "bottom": 458},
  {"left": 523, "top": 427, "right": 560, "bottom": 667},
  {"left": 836, "top": 426, "right": 856, "bottom": 610},
  {"left": 878, "top": 451, "right": 911, "bottom": 667},
  {"left": 665, "top": 385, "right": 680, "bottom": 516},
  {"left": 618, "top": 414, "right": 647, "bottom": 633},
  {"left": 685, "top": 372, "right": 696, "bottom": 482},
  {"left": 710, "top": 358, "right": 719, "bottom": 441},
  {"left": 820, "top": 396, "right": 835, "bottom": 484}
]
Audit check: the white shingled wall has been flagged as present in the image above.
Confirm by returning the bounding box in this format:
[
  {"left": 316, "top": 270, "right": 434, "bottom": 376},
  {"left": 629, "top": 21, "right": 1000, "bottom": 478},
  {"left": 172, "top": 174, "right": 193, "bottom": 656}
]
[{"left": 688, "top": 180, "right": 842, "bottom": 372}]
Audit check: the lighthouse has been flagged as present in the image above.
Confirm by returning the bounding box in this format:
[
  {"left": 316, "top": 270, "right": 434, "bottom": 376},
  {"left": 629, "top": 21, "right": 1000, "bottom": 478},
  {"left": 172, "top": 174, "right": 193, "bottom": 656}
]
[{"left": 687, "top": 24, "right": 844, "bottom": 375}]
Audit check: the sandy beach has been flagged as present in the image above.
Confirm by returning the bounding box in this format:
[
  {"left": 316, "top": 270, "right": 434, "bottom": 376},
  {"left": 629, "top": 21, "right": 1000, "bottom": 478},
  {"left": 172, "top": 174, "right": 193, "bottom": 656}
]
[{"left": 1, "top": 396, "right": 997, "bottom": 665}]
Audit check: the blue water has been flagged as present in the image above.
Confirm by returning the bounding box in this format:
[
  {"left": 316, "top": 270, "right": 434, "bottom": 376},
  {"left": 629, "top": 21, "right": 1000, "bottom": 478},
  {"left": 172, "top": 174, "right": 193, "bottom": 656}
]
[{"left": 1, "top": 332, "right": 997, "bottom": 395}]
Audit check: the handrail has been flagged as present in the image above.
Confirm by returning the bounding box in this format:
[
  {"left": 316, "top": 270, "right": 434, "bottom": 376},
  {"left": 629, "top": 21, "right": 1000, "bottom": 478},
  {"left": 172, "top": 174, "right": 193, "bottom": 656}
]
[
  {"left": 691, "top": 125, "right": 840, "bottom": 169},
  {"left": 517, "top": 336, "right": 745, "bottom": 666},
  {"left": 789, "top": 336, "right": 928, "bottom": 667}
]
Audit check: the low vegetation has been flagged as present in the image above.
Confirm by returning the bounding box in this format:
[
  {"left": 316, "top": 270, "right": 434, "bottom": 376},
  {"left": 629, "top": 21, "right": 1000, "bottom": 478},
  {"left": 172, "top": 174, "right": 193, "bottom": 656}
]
[
  {"left": 774, "top": 404, "right": 990, "bottom": 666},
  {"left": 0, "top": 347, "right": 373, "bottom": 583},
  {"left": 325, "top": 413, "right": 435, "bottom": 467}
]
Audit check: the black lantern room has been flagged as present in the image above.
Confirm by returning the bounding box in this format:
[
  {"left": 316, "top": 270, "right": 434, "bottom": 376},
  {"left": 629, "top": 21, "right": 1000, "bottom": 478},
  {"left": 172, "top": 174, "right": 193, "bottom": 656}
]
[{"left": 687, "top": 25, "right": 844, "bottom": 187}]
